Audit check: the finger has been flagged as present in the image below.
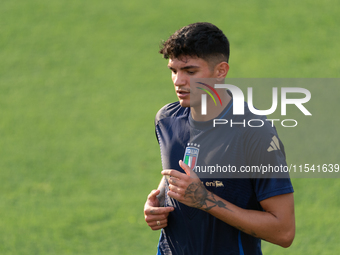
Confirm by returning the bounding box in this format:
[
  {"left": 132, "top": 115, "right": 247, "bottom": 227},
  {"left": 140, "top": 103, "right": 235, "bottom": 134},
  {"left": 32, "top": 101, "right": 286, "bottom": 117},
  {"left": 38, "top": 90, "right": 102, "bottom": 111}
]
[
  {"left": 150, "top": 221, "right": 168, "bottom": 231},
  {"left": 147, "top": 189, "right": 160, "bottom": 200},
  {"left": 167, "top": 190, "right": 182, "bottom": 201},
  {"left": 145, "top": 213, "right": 169, "bottom": 224},
  {"left": 169, "top": 184, "right": 185, "bottom": 195},
  {"left": 161, "top": 169, "right": 187, "bottom": 179},
  {"left": 179, "top": 160, "right": 198, "bottom": 178},
  {"left": 168, "top": 177, "right": 185, "bottom": 188},
  {"left": 146, "top": 206, "right": 174, "bottom": 215},
  {"left": 149, "top": 218, "right": 168, "bottom": 227},
  {"left": 179, "top": 160, "right": 191, "bottom": 176}
]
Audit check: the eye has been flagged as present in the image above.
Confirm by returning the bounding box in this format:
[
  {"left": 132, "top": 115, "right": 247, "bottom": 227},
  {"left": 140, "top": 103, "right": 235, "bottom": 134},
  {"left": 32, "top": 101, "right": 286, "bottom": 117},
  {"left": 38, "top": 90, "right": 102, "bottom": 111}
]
[{"left": 187, "top": 70, "right": 196, "bottom": 75}]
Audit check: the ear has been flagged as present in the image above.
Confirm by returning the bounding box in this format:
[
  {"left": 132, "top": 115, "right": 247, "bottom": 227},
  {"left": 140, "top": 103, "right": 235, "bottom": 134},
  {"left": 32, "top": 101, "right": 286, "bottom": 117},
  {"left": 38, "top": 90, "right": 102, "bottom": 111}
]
[{"left": 215, "top": 62, "right": 229, "bottom": 79}]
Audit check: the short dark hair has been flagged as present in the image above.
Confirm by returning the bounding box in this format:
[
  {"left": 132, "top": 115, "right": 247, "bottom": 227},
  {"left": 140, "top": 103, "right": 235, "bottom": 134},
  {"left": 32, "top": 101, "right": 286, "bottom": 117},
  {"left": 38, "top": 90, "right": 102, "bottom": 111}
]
[{"left": 159, "top": 22, "right": 230, "bottom": 65}]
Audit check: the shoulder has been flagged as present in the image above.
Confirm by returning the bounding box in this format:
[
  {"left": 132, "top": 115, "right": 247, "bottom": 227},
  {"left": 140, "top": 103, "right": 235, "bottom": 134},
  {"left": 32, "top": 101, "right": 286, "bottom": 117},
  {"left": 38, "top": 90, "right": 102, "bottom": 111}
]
[{"left": 155, "top": 102, "right": 189, "bottom": 124}]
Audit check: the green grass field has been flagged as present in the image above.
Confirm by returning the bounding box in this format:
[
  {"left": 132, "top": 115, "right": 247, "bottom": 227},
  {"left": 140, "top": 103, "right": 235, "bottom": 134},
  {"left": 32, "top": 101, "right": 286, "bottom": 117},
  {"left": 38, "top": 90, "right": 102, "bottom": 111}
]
[{"left": 0, "top": 0, "right": 339, "bottom": 254}]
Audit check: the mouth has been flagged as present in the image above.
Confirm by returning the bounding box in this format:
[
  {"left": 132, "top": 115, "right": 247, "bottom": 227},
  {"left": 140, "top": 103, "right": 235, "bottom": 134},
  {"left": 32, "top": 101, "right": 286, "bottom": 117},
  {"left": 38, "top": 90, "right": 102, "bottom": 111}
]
[{"left": 176, "top": 90, "right": 190, "bottom": 99}]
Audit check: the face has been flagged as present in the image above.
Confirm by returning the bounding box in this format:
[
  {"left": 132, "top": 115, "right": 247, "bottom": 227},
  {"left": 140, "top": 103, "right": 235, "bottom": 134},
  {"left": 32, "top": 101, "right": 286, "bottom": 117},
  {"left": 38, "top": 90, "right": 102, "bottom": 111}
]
[{"left": 168, "top": 56, "right": 216, "bottom": 108}]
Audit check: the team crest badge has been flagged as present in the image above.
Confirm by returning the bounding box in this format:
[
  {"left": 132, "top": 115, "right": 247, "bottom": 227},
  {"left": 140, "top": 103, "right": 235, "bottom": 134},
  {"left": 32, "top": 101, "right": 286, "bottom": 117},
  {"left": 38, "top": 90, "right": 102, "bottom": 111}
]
[{"left": 183, "top": 143, "right": 200, "bottom": 170}]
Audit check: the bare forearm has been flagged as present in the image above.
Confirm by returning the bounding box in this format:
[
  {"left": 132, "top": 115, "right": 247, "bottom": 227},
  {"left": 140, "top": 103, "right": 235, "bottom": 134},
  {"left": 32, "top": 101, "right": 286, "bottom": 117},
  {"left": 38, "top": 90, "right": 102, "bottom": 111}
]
[
  {"left": 162, "top": 162, "right": 295, "bottom": 247},
  {"left": 200, "top": 191, "right": 295, "bottom": 247}
]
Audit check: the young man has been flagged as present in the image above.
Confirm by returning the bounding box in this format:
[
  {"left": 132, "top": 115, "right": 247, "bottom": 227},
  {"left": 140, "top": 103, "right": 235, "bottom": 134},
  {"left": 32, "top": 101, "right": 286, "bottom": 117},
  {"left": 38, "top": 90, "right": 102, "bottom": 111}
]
[{"left": 144, "top": 22, "right": 295, "bottom": 255}]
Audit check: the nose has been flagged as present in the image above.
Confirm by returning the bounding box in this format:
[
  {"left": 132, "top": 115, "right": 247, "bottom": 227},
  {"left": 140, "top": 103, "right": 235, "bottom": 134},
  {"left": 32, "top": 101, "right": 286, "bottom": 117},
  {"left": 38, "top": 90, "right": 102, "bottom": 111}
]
[{"left": 173, "top": 72, "right": 187, "bottom": 86}]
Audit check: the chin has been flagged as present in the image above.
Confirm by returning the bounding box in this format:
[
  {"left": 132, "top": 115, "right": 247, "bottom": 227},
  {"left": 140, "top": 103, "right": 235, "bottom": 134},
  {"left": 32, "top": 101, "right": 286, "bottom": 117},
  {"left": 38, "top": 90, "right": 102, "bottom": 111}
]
[{"left": 179, "top": 99, "right": 190, "bottom": 108}]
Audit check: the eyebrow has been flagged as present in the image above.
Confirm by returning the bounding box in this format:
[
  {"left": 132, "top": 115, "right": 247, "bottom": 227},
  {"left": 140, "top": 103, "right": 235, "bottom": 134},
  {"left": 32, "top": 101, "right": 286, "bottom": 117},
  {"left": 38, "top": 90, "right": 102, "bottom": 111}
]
[{"left": 167, "top": 65, "right": 200, "bottom": 71}]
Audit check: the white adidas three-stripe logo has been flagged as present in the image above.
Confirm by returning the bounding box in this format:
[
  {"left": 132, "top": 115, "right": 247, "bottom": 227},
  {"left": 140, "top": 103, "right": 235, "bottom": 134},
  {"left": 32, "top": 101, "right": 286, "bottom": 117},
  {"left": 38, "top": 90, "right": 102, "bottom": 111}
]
[{"left": 267, "top": 135, "right": 280, "bottom": 152}]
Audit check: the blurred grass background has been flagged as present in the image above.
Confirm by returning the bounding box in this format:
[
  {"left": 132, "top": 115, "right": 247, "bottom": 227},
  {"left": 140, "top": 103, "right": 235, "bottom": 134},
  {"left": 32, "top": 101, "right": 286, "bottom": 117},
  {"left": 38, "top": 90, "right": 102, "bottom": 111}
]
[{"left": 0, "top": 0, "right": 339, "bottom": 254}]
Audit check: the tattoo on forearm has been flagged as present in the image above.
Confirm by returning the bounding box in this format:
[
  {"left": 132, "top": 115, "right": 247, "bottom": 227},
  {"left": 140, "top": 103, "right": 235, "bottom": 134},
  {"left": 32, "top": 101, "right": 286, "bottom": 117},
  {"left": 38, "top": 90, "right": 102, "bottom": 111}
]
[
  {"left": 184, "top": 182, "right": 232, "bottom": 212},
  {"left": 204, "top": 192, "right": 233, "bottom": 212}
]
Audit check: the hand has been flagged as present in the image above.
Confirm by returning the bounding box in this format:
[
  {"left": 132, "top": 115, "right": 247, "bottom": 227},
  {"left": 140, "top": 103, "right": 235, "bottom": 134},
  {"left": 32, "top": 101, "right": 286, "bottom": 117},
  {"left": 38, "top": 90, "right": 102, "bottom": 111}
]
[
  {"left": 144, "top": 189, "right": 174, "bottom": 230},
  {"left": 161, "top": 160, "right": 209, "bottom": 209}
]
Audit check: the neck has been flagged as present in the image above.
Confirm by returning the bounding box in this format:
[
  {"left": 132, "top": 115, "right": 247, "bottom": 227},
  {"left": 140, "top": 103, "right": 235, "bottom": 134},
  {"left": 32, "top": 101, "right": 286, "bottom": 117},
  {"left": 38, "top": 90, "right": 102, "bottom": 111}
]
[{"left": 190, "top": 90, "right": 232, "bottom": 121}]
